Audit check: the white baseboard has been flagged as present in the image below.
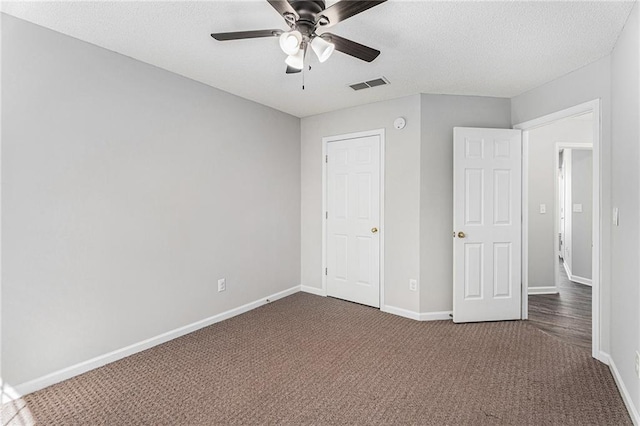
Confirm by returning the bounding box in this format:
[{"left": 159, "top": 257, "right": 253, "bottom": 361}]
[
  {"left": 10, "top": 285, "right": 301, "bottom": 399},
  {"left": 569, "top": 274, "right": 592, "bottom": 286},
  {"left": 601, "top": 352, "right": 640, "bottom": 425},
  {"left": 381, "top": 305, "right": 421, "bottom": 320},
  {"left": 598, "top": 350, "right": 611, "bottom": 365},
  {"left": 528, "top": 286, "right": 559, "bottom": 295},
  {"left": 1, "top": 381, "right": 23, "bottom": 404},
  {"left": 300, "top": 285, "right": 326, "bottom": 297},
  {"left": 419, "top": 311, "right": 453, "bottom": 321},
  {"left": 382, "top": 305, "right": 452, "bottom": 322},
  {"left": 562, "top": 262, "right": 592, "bottom": 286}
]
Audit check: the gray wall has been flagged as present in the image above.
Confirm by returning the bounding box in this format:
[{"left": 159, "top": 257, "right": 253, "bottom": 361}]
[
  {"left": 512, "top": 1, "right": 639, "bottom": 414},
  {"left": 300, "top": 94, "right": 511, "bottom": 315},
  {"left": 301, "top": 95, "right": 422, "bottom": 312},
  {"left": 511, "top": 56, "right": 611, "bottom": 126},
  {"left": 610, "top": 1, "right": 640, "bottom": 412},
  {"left": 510, "top": 55, "right": 612, "bottom": 353},
  {"left": 3, "top": 3, "right": 639, "bottom": 414},
  {"left": 527, "top": 120, "right": 592, "bottom": 288},
  {"left": 1, "top": 14, "right": 301, "bottom": 385},
  {"left": 419, "top": 95, "right": 511, "bottom": 313},
  {"left": 571, "top": 150, "right": 593, "bottom": 280}
]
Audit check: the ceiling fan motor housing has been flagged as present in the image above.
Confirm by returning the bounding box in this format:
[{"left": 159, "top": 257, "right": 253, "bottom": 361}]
[{"left": 289, "top": 0, "right": 328, "bottom": 36}]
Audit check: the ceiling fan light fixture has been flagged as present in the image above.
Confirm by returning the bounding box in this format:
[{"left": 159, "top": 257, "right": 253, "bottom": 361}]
[
  {"left": 285, "top": 49, "right": 305, "bottom": 70},
  {"left": 311, "top": 36, "right": 335, "bottom": 63},
  {"left": 279, "top": 30, "right": 302, "bottom": 56}
]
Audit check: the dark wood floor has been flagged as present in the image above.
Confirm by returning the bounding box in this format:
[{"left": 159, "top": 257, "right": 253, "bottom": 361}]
[{"left": 528, "top": 261, "right": 592, "bottom": 352}]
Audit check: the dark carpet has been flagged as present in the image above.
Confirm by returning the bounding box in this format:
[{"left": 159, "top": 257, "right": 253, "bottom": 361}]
[{"left": 2, "top": 292, "right": 631, "bottom": 425}]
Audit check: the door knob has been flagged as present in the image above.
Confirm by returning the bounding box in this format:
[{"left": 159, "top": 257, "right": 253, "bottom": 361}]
[
  {"left": 371, "top": 227, "right": 378, "bottom": 234},
  {"left": 457, "top": 231, "right": 466, "bottom": 238}
]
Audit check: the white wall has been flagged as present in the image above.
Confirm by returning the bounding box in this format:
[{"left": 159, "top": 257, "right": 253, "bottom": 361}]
[
  {"left": 570, "top": 149, "right": 593, "bottom": 280},
  {"left": 301, "top": 95, "right": 422, "bottom": 312},
  {"left": 610, "top": 1, "right": 640, "bottom": 416},
  {"left": 419, "top": 95, "right": 511, "bottom": 313},
  {"left": 527, "top": 119, "right": 592, "bottom": 288},
  {"left": 1, "top": 15, "right": 301, "bottom": 386}
]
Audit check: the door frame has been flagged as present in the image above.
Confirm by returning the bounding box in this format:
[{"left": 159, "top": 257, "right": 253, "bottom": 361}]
[
  {"left": 321, "top": 129, "right": 385, "bottom": 307},
  {"left": 554, "top": 143, "right": 593, "bottom": 289},
  {"left": 515, "top": 99, "right": 602, "bottom": 361}
]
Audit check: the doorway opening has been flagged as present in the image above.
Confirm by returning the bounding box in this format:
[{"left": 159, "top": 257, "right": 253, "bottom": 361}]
[
  {"left": 557, "top": 143, "right": 594, "bottom": 290},
  {"left": 516, "top": 100, "right": 602, "bottom": 360},
  {"left": 530, "top": 138, "right": 593, "bottom": 351}
]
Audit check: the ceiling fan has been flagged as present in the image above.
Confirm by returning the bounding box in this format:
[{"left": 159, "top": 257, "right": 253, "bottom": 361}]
[{"left": 211, "top": 0, "right": 387, "bottom": 74}]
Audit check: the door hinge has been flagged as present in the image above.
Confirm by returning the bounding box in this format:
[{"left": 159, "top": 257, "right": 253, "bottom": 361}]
[
  {"left": 325, "top": 155, "right": 328, "bottom": 163},
  {"left": 325, "top": 268, "right": 328, "bottom": 275},
  {"left": 325, "top": 211, "right": 328, "bottom": 219}
]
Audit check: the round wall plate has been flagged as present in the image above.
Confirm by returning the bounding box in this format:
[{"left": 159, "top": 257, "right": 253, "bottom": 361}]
[{"left": 394, "top": 117, "right": 406, "bottom": 130}]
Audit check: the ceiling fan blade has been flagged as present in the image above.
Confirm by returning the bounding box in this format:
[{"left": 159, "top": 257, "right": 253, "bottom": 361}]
[
  {"left": 267, "top": 0, "right": 299, "bottom": 20},
  {"left": 211, "top": 29, "right": 283, "bottom": 41},
  {"left": 319, "top": 0, "right": 387, "bottom": 28},
  {"left": 321, "top": 33, "right": 380, "bottom": 62},
  {"left": 286, "top": 66, "right": 302, "bottom": 74}
]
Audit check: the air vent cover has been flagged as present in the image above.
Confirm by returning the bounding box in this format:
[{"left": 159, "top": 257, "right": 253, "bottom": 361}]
[
  {"left": 366, "top": 78, "right": 387, "bottom": 87},
  {"left": 349, "top": 82, "right": 370, "bottom": 91},
  {"left": 349, "top": 77, "right": 390, "bottom": 91}
]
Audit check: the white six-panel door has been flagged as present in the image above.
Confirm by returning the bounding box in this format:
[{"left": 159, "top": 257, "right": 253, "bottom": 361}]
[
  {"left": 453, "top": 127, "right": 522, "bottom": 323},
  {"left": 326, "top": 134, "right": 381, "bottom": 308}
]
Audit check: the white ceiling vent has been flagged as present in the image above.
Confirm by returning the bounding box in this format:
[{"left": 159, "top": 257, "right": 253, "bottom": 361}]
[{"left": 349, "top": 77, "right": 390, "bottom": 91}]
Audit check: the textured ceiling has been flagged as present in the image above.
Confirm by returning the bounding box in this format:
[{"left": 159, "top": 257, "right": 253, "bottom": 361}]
[{"left": 1, "top": 1, "right": 635, "bottom": 117}]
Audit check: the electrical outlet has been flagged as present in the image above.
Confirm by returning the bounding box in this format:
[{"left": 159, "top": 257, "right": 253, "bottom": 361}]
[
  {"left": 635, "top": 351, "right": 640, "bottom": 379},
  {"left": 217, "top": 278, "right": 226, "bottom": 292},
  {"left": 409, "top": 279, "right": 418, "bottom": 292}
]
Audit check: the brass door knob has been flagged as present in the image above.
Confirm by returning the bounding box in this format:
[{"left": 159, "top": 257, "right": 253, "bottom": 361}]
[
  {"left": 457, "top": 231, "right": 466, "bottom": 238},
  {"left": 371, "top": 227, "right": 378, "bottom": 234}
]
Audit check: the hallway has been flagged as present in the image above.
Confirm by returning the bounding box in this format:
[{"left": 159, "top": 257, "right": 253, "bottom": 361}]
[{"left": 528, "top": 263, "right": 592, "bottom": 351}]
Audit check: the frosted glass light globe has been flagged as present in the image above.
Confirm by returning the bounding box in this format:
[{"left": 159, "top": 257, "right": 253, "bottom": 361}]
[{"left": 279, "top": 31, "right": 302, "bottom": 56}]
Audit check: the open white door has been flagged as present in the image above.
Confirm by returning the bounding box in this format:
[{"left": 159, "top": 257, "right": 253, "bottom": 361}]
[
  {"left": 453, "top": 127, "right": 522, "bottom": 323},
  {"left": 326, "top": 134, "right": 381, "bottom": 308}
]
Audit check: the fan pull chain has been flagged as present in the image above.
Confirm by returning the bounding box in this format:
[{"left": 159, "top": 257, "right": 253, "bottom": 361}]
[
  {"left": 302, "top": 64, "right": 312, "bottom": 90},
  {"left": 301, "top": 44, "right": 311, "bottom": 90}
]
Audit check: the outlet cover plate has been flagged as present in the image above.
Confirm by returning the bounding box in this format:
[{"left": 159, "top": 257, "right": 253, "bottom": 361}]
[
  {"left": 409, "top": 279, "right": 418, "bottom": 292},
  {"left": 217, "top": 278, "right": 226, "bottom": 292}
]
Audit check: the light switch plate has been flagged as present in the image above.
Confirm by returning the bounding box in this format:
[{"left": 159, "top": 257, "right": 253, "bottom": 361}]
[{"left": 539, "top": 204, "right": 546, "bottom": 214}]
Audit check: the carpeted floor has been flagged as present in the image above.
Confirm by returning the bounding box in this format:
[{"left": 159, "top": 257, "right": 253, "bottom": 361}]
[{"left": 2, "top": 292, "right": 631, "bottom": 425}]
